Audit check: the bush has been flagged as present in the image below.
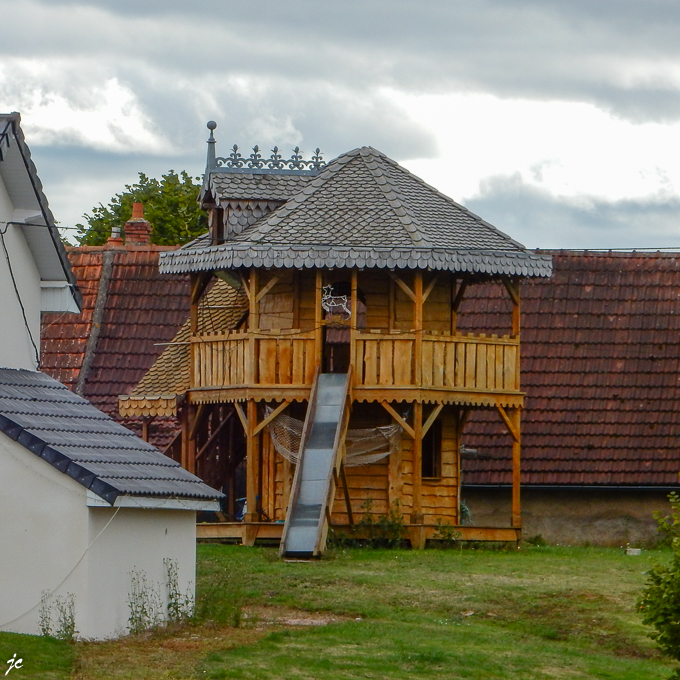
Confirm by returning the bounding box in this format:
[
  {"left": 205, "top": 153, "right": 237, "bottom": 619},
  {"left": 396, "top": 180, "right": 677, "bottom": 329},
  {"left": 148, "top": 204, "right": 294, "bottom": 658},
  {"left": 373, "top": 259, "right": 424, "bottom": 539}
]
[{"left": 638, "top": 491, "right": 680, "bottom": 678}]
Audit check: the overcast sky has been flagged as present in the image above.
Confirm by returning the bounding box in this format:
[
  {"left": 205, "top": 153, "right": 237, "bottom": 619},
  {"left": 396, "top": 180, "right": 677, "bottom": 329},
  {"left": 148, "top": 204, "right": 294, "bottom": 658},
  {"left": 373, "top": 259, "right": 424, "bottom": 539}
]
[{"left": 3, "top": 0, "right": 680, "bottom": 249}]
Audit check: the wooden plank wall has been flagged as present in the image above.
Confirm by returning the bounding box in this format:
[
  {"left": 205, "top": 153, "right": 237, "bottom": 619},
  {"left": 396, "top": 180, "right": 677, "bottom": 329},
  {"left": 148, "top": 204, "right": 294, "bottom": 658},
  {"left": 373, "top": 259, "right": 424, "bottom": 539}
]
[
  {"left": 269, "top": 409, "right": 459, "bottom": 525},
  {"left": 259, "top": 270, "right": 295, "bottom": 330}
]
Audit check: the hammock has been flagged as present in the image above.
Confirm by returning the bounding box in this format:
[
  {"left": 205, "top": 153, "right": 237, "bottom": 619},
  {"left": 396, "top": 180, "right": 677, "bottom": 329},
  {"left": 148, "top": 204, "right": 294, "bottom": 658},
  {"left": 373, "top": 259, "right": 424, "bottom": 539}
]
[{"left": 265, "top": 406, "right": 402, "bottom": 467}]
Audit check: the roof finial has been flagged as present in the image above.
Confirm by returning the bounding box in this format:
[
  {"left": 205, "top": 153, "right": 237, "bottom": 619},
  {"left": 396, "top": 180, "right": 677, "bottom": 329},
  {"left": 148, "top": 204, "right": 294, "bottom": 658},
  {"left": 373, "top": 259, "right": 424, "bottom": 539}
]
[{"left": 206, "top": 121, "right": 217, "bottom": 170}]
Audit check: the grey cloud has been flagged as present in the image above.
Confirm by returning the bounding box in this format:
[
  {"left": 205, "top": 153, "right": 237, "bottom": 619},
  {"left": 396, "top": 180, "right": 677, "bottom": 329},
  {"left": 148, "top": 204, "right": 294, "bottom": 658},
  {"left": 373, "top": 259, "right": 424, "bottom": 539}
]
[
  {"left": 465, "top": 173, "right": 680, "bottom": 249},
  {"left": 5, "top": 0, "right": 680, "bottom": 123}
]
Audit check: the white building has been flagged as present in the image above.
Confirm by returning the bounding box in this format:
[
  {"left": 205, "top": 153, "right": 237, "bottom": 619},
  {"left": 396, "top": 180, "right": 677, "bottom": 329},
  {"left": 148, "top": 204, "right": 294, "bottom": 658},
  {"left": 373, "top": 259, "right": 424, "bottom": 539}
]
[{"left": 0, "top": 113, "right": 222, "bottom": 640}]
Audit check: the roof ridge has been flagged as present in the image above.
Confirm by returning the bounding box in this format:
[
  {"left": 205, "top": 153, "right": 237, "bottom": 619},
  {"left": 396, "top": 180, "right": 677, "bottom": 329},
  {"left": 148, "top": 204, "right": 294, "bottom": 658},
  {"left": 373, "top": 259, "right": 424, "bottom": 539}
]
[
  {"left": 244, "top": 149, "right": 361, "bottom": 243},
  {"left": 380, "top": 152, "right": 527, "bottom": 251},
  {"left": 357, "top": 147, "right": 432, "bottom": 248}
]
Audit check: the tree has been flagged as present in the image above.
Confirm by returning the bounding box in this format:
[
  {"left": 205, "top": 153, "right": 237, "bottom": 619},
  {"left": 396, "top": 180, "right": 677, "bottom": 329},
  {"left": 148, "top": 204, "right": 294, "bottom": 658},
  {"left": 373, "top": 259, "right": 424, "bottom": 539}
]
[
  {"left": 638, "top": 491, "right": 680, "bottom": 679},
  {"left": 76, "top": 170, "right": 207, "bottom": 246}
]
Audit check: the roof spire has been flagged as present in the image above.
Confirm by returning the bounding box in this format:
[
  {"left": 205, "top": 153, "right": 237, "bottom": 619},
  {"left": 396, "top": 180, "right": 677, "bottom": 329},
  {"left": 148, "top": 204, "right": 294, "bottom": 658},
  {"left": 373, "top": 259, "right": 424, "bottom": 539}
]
[{"left": 206, "top": 121, "right": 217, "bottom": 170}]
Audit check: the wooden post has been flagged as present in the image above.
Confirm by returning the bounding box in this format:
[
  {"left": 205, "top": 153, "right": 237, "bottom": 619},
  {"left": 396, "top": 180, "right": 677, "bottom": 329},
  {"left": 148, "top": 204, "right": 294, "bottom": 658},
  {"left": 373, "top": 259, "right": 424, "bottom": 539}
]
[
  {"left": 511, "top": 407, "right": 521, "bottom": 528},
  {"left": 503, "top": 278, "right": 520, "bottom": 338},
  {"left": 315, "top": 269, "right": 323, "bottom": 369},
  {"left": 187, "top": 405, "right": 197, "bottom": 475},
  {"left": 248, "top": 268, "right": 259, "bottom": 385},
  {"left": 350, "top": 269, "right": 358, "bottom": 378},
  {"left": 227, "top": 413, "right": 236, "bottom": 520},
  {"left": 414, "top": 271, "right": 423, "bottom": 385},
  {"left": 245, "top": 399, "right": 259, "bottom": 523},
  {"left": 292, "top": 270, "right": 300, "bottom": 329},
  {"left": 180, "top": 405, "right": 189, "bottom": 471},
  {"left": 412, "top": 401, "right": 423, "bottom": 525}
]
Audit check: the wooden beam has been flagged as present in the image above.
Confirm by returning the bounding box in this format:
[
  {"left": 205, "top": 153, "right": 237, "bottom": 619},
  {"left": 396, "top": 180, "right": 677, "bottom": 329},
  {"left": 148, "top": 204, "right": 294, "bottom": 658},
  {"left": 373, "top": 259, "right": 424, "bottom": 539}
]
[
  {"left": 509, "top": 407, "right": 521, "bottom": 528},
  {"left": 381, "top": 400, "right": 415, "bottom": 439},
  {"left": 180, "top": 406, "right": 189, "bottom": 470},
  {"left": 339, "top": 464, "right": 353, "bottom": 525},
  {"left": 458, "top": 407, "right": 471, "bottom": 435},
  {"left": 350, "top": 268, "right": 358, "bottom": 376},
  {"left": 414, "top": 271, "right": 423, "bottom": 385},
  {"left": 388, "top": 271, "right": 416, "bottom": 302},
  {"left": 497, "top": 404, "right": 520, "bottom": 442},
  {"left": 248, "top": 268, "right": 259, "bottom": 385},
  {"left": 502, "top": 277, "right": 521, "bottom": 337},
  {"left": 189, "top": 403, "right": 209, "bottom": 441},
  {"left": 422, "top": 403, "right": 443, "bottom": 437},
  {"left": 141, "top": 416, "right": 155, "bottom": 442},
  {"left": 422, "top": 275, "right": 438, "bottom": 303},
  {"left": 315, "top": 269, "right": 323, "bottom": 367},
  {"left": 452, "top": 280, "right": 468, "bottom": 314},
  {"left": 234, "top": 402, "right": 248, "bottom": 432},
  {"left": 245, "top": 399, "right": 259, "bottom": 522},
  {"left": 412, "top": 401, "right": 423, "bottom": 523},
  {"left": 162, "top": 429, "right": 182, "bottom": 459},
  {"left": 502, "top": 277, "right": 520, "bottom": 307},
  {"left": 196, "top": 410, "right": 234, "bottom": 461},
  {"left": 253, "top": 399, "right": 291, "bottom": 436},
  {"left": 239, "top": 272, "right": 251, "bottom": 300},
  {"left": 255, "top": 275, "right": 280, "bottom": 304}
]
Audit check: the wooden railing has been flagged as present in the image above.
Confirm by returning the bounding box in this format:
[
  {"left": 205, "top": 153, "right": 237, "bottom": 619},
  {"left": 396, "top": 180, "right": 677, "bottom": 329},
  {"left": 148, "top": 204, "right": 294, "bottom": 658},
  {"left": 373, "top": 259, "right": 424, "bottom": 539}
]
[
  {"left": 191, "top": 330, "right": 519, "bottom": 394},
  {"left": 355, "top": 332, "right": 519, "bottom": 392},
  {"left": 192, "top": 329, "right": 316, "bottom": 388}
]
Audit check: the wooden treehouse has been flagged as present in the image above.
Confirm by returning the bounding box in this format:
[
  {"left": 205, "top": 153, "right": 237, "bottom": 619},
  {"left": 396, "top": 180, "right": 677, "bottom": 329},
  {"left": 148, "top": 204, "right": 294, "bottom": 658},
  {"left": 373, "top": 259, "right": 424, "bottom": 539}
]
[{"left": 119, "top": 123, "right": 552, "bottom": 554}]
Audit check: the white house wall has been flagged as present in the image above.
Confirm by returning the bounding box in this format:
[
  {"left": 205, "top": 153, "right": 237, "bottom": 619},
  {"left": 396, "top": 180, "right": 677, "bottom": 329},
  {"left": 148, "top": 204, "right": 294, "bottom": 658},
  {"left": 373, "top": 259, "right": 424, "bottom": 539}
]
[
  {"left": 84, "top": 508, "right": 197, "bottom": 639},
  {"left": 0, "top": 179, "right": 41, "bottom": 370},
  {"left": 0, "top": 431, "right": 199, "bottom": 639},
  {"left": 0, "top": 431, "right": 89, "bottom": 636}
]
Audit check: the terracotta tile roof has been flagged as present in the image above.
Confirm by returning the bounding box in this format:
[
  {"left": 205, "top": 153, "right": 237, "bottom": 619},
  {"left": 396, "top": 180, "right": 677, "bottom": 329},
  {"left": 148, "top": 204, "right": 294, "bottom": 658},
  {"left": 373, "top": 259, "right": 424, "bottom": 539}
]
[
  {"left": 41, "top": 244, "right": 191, "bottom": 448},
  {"left": 119, "top": 279, "right": 248, "bottom": 417},
  {"left": 461, "top": 250, "right": 680, "bottom": 488}
]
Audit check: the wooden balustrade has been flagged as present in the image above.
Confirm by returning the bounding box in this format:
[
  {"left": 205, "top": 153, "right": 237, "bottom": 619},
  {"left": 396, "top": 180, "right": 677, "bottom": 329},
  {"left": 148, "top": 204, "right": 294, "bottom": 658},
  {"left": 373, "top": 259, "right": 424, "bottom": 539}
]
[
  {"left": 191, "top": 330, "right": 519, "bottom": 395},
  {"left": 192, "top": 330, "right": 316, "bottom": 389}
]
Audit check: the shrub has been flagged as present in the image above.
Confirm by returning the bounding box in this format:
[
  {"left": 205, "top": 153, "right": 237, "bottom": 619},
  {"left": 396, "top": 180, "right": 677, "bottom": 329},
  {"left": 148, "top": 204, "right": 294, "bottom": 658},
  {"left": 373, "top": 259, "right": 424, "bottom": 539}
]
[{"left": 638, "top": 491, "right": 680, "bottom": 678}]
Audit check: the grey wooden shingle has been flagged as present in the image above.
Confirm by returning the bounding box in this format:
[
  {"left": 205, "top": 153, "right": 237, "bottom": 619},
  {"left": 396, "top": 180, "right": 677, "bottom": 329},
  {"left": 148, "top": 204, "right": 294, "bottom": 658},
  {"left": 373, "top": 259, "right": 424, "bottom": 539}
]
[
  {"left": 162, "top": 146, "right": 552, "bottom": 278},
  {"left": 0, "top": 368, "right": 222, "bottom": 505}
]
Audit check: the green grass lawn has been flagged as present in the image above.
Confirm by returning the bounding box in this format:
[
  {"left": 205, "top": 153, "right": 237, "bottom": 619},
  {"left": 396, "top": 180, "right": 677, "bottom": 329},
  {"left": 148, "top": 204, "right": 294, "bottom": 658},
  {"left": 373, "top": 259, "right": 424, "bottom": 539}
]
[{"left": 0, "top": 545, "right": 675, "bottom": 679}]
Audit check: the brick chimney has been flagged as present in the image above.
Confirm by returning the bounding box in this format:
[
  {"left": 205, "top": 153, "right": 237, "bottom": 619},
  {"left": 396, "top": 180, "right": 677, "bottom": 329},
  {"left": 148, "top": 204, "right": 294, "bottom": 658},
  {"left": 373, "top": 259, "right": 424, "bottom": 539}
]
[{"left": 123, "top": 203, "right": 152, "bottom": 245}]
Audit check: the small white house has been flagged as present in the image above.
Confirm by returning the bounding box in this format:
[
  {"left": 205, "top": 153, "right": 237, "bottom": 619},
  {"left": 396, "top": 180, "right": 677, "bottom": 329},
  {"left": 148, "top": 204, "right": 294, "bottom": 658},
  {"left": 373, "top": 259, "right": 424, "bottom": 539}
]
[{"left": 0, "top": 113, "right": 222, "bottom": 639}]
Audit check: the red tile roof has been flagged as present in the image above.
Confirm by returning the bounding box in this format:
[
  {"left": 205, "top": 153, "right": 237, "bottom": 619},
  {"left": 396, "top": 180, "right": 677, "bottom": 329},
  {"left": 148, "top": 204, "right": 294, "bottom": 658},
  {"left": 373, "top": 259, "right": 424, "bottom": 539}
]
[
  {"left": 41, "top": 244, "right": 189, "bottom": 448},
  {"left": 461, "top": 251, "right": 680, "bottom": 487}
]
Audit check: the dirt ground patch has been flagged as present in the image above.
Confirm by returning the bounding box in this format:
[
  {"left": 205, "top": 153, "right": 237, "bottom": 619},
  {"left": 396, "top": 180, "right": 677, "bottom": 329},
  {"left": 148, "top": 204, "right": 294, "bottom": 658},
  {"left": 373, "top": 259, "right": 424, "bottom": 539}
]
[{"left": 242, "top": 605, "right": 354, "bottom": 627}]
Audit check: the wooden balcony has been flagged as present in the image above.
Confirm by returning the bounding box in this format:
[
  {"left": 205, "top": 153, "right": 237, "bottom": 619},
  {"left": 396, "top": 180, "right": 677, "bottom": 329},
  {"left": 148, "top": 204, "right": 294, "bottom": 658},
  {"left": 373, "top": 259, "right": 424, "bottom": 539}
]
[{"left": 190, "top": 329, "right": 522, "bottom": 407}]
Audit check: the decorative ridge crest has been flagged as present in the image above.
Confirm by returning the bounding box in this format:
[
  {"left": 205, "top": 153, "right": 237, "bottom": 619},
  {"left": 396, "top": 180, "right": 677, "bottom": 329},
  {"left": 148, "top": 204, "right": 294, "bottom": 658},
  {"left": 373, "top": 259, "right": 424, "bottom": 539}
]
[
  {"left": 206, "top": 122, "right": 325, "bottom": 173},
  {"left": 216, "top": 144, "right": 326, "bottom": 171}
]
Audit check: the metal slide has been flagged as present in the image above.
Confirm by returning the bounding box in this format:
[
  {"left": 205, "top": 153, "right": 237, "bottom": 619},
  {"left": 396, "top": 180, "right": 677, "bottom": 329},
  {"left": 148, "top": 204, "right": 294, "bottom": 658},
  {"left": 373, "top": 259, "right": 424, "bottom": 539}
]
[{"left": 280, "top": 371, "right": 351, "bottom": 558}]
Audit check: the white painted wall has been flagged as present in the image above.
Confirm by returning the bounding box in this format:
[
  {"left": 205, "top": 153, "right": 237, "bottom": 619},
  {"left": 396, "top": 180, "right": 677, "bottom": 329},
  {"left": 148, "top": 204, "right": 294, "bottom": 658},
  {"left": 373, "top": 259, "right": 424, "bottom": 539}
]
[
  {"left": 0, "top": 179, "right": 42, "bottom": 370},
  {"left": 83, "top": 508, "right": 197, "bottom": 639},
  {"left": 0, "top": 431, "right": 89, "bottom": 635},
  {"left": 0, "top": 432, "right": 199, "bottom": 639}
]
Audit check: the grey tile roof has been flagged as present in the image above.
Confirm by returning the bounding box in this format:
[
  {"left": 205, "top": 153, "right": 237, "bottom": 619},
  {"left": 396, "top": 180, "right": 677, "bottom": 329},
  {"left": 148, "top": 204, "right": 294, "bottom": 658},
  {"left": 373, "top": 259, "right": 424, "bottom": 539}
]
[
  {"left": 161, "top": 147, "right": 552, "bottom": 278},
  {"left": 0, "top": 368, "right": 223, "bottom": 505},
  {"left": 206, "top": 170, "right": 314, "bottom": 202}
]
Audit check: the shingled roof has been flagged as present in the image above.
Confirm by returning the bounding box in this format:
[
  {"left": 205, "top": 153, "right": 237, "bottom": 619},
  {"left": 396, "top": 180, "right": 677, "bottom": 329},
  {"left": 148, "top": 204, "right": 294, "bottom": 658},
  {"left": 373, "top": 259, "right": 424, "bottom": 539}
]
[
  {"left": 160, "top": 147, "right": 552, "bottom": 277},
  {"left": 41, "top": 244, "right": 190, "bottom": 448},
  {"left": 0, "top": 367, "right": 222, "bottom": 505},
  {"left": 461, "top": 251, "right": 680, "bottom": 488},
  {"left": 119, "top": 279, "right": 249, "bottom": 417}
]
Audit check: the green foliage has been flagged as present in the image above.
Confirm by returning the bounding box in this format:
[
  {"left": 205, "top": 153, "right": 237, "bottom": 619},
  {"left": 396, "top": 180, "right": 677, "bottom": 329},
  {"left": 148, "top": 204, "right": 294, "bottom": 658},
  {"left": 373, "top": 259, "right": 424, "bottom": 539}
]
[
  {"left": 127, "top": 568, "right": 163, "bottom": 634},
  {"left": 639, "top": 492, "right": 680, "bottom": 677},
  {"left": 164, "top": 558, "right": 194, "bottom": 625},
  {"left": 75, "top": 170, "right": 207, "bottom": 246},
  {"left": 37, "top": 591, "right": 77, "bottom": 642},
  {"left": 432, "top": 517, "right": 462, "bottom": 545},
  {"left": 54, "top": 594, "right": 77, "bottom": 642}
]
